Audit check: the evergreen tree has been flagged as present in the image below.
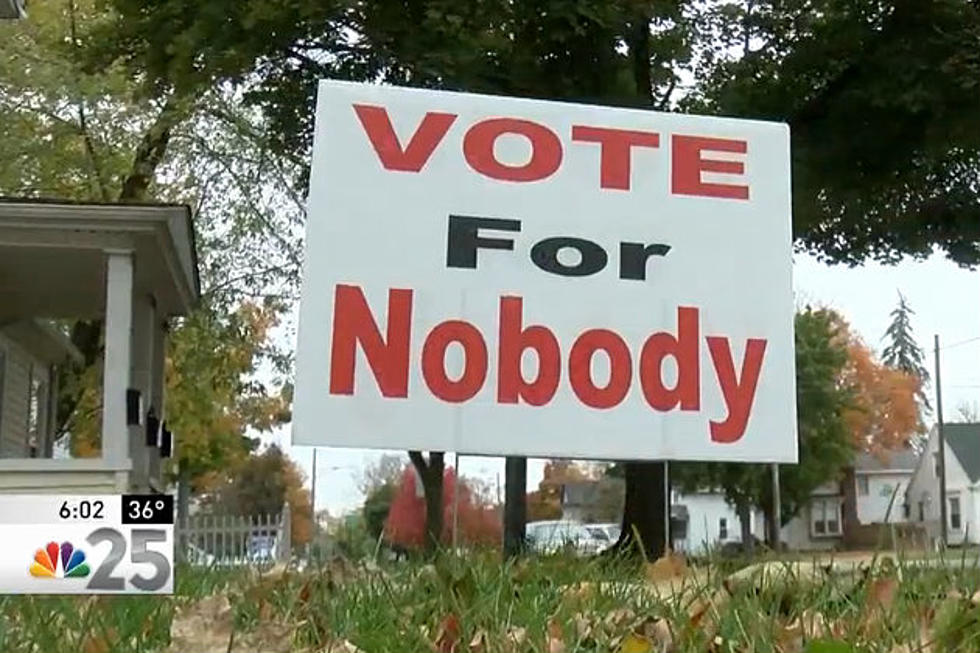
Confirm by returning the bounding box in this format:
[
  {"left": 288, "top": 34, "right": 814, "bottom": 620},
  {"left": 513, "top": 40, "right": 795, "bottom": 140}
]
[{"left": 881, "top": 292, "right": 931, "bottom": 411}]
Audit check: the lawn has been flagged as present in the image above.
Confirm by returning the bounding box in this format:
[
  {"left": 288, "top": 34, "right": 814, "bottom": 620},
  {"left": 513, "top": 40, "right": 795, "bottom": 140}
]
[{"left": 1, "top": 551, "right": 979, "bottom": 652}]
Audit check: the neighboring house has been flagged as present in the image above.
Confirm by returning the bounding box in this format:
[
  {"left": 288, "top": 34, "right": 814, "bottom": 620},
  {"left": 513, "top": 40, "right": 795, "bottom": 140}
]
[
  {"left": 560, "top": 479, "right": 624, "bottom": 523},
  {"left": 906, "top": 423, "right": 980, "bottom": 546},
  {"left": 671, "top": 489, "right": 747, "bottom": 554},
  {"left": 781, "top": 449, "right": 920, "bottom": 550},
  {"left": 853, "top": 450, "right": 918, "bottom": 524},
  {"left": 780, "top": 480, "right": 842, "bottom": 551},
  {"left": 0, "top": 199, "right": 199, "bottom": 494}
]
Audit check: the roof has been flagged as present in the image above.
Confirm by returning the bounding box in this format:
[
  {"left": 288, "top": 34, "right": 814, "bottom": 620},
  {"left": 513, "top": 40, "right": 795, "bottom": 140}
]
[
  {"left": 0, "top": 198, "right": 200, "bottom": 316},
  {"left": 942, "top": 423, "right": 980, "bottom": 483},
  {"left": 0, "top": 320, "right": 83, "bottom": 364},
  {"left": 854, "top": 449, "right": 919, "bottom": 473}
]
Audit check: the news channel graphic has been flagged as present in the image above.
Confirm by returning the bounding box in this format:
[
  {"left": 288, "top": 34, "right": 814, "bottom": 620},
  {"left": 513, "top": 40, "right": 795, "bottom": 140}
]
[{"left": 0, "top": 494, "right": 174, "bottom": 595}]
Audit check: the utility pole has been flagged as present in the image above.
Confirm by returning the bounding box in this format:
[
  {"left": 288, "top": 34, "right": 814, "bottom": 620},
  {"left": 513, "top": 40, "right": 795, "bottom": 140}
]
[
  {"left": 663, "top": 461, "right": 671, "bottom": 551},
  {"left": 310, "top": 448, "right": 318, "bottom": 527},
  {"left": 934, "top": 335, "right": 948, "bottom": 548},
  {"left": 451, "top": 452, "right": 461, "bottom": 550},
  {"left": 769, "top": 463, "right": 781, "bottom": 549}
]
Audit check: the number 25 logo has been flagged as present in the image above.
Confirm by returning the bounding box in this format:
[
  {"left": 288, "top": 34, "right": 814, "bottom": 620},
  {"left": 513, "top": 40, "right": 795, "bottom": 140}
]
[{"left": 86, "top": 528, "right": 171, "bottom": 592}]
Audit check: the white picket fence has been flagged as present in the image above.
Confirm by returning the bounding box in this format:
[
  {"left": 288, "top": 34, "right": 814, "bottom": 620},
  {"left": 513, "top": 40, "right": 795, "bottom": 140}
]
[{"left": 177, "top": 503, "right": 292, "bottom": 566}]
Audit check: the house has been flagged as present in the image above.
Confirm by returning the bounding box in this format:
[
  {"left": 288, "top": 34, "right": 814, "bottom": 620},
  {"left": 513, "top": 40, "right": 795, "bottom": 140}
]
[
  {"left": 852, "top": 450, "right": 919, "bottom": 524},
  {"left": 781, "top": 449, "right": 920, "bottom": 550},
  {"left": 560, "top": 479, "right": 624, "bottom": 523},
  {"left": 906, "top": 423, "right": 980, "bottom": 546},
  {"left": 0, "top": 199, "right": 199, "bottom": 494},
  {"left": 670, "top": 489, "right": 747, "bottom": 554}
]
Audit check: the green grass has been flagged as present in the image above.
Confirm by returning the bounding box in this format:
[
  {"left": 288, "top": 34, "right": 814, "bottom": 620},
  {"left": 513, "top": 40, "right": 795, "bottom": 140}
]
[{"left": 1, "top": 552, "right": 980, "bottom": 652}]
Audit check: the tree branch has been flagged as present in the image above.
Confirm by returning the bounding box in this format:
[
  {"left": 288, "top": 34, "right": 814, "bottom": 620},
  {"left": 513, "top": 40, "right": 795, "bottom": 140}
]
[{"left": 119, "top": 93, "right": 192, "bottom": 201}]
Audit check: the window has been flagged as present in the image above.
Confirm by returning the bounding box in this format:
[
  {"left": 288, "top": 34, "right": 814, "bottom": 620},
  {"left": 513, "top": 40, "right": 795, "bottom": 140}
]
[
  {"left": 811, "top": 499, "right": 842, "bottom": 537},
  {"left": 934, "top": 452, "right": 942, "bottom": 477},
  {"left": 857, "top": 476, "right": 870, "bottom": 496},
  {"left": 718, "top": 518, "right": 728, "bottom": 540},
  {"left": 902, "top": 503, "right": 910, "bottom": 520},
  {"left": 950, "top": 496, "right": 962, "bottom": 531}
]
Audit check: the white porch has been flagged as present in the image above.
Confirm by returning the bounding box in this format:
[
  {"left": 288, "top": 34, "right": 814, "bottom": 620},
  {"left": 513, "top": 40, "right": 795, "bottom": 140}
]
[{"left": 0, "top": 199, "right": 199, "bottom": 494}]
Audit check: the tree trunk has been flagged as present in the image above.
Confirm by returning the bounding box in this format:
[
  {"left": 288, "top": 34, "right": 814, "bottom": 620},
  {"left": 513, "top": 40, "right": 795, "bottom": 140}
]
[
  {"left": 409, "top": 451, "right": 444, "bottom": 554},
  {"left": 736, "top": 500, "right": 754, "bottom": 554},
  {"left": 611, "top": 461, "right": 667, "bottom": 559},
  {"left": 628, "top": 8, "right": 653, "bottom": 104},
  {"left": 762, "top": 500, "right": 776, "bottom": 550},
  {"left": 503, "top": 456, "right": 527, "bottom": 558}
]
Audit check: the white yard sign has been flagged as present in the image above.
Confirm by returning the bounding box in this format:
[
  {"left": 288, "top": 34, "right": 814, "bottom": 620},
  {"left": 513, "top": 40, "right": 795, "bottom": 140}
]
[{"left": 293, "top": 80, "right": 797, "bottom": 462}]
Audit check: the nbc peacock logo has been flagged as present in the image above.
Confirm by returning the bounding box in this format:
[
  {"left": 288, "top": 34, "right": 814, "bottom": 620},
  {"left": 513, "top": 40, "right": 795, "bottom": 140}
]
[{"left": 29, "top": 541, "right": 90, "bottom": 579}]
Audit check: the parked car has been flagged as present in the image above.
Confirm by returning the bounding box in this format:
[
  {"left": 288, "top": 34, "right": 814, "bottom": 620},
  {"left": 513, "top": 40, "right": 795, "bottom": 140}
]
[
  {"left": 527, "top": 520, "right": 606, "bottom": 555},
  {"left": 587, "top": 523, "right": 621, "bottom": 543}
]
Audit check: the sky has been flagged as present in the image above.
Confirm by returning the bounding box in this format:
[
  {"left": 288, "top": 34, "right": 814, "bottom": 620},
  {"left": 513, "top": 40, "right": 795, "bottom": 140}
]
[{"left": 263, "top": 250, "right": 980, "bottom": 516}]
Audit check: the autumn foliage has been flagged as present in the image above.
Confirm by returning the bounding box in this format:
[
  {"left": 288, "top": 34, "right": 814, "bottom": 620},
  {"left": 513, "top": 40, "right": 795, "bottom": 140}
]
[
  {"left": 526, "top": 460, "right": 596, "bottom": 522},
  {"left": 385, "top": 467, "right": 501, "bottom": 549},
  {"left": 833, "top": 314, "right": 925, "bottom": 455}
]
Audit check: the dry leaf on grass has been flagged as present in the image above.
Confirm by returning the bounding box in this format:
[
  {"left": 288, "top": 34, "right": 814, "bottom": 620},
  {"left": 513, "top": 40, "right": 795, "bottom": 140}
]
[
  {"left": 574, "top": 613, "right": 593, "bottom": 640},
  {"left": 322, "top": 640, "right": 363, "bottom": 653},
  {"left": 865, "top": 576, "right": 899, "bottom": 613},
  {"left": 645, "top": 552, "right": 687, "bottom": 583},
  {"left": 547, "top": 617, "right": 566, "bottom": 653},
  {"left": 80, "top": 627, "right": 117, "bottom": 653},
  {"left": 468, "top": 628, "right": 488, "bottom": 652},
  {"left": 640, "top": 617, "right": 673, "bottom": 652},
  {"left": 619, "top": 634, "right": 654, "bottom": 652},
  {"left": 506, "top": 626, "right": 528, "bottom": 649},
  {"left": 433, "top": 613, "right": 461, "bottom": 653},
  {"left": 605, "top": 608, "right": 636, "bottom": 629},
  {"left": 166, "top": 595, "right": 235, "bottom": 653},
  {"left": 166, "top": 594, "right": 294, "bottom": 653}
]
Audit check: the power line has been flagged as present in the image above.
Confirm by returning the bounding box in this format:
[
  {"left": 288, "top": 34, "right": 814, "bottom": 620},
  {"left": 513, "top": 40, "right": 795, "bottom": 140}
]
[{"left": 938, "top": 335, "right": 980, "bottom": 351}]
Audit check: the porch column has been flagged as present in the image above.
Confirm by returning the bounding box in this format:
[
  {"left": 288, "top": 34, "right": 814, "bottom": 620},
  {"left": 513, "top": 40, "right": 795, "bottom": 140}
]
[
  {"left": 146, "top": 313, "right": 167, "bottom": 488},
  {"left": 128, "top": 292, "right": 155, "bottom": 491},
  {"left": 101, "top": 250, "right": 133, "bottom": 468}
]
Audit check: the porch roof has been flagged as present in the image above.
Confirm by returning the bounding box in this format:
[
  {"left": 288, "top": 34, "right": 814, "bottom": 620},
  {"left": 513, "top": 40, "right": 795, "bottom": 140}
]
[{"left": 0, "top": 198, "right": 200, "bottom": 320}]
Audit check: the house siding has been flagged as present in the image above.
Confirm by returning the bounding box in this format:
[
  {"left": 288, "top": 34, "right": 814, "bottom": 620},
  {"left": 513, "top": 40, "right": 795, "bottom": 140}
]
[
  {"left": 905, "top": 426, "right": 978, "bottom": 545},
  {"left": 856, "top": 472, "right": 913, "bottom": 524},
  {"left": 0, "top": 333, "right": 31, "bottom": 457},
  {"left": 673, "top": 492, "right": 743, "bottom": 553}
]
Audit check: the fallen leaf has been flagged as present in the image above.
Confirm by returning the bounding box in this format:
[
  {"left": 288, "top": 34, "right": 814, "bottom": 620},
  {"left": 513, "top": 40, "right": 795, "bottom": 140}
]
[
  {"left": 645, "top": 552, "right": 687, "bottom": 584},
  {"left": 640, "top": 617, "right": 673, "bottom": 653},
  {"left": 433, "top": 613, "right": 461, "bottom": 653},
  {"left": 468, "top": 629, "right": 487, "bottom": 653},
  {"left": 573, "top": 613, "right": 593, "bottom": 640},
  {"left": 323, "top": 640, "right": 363, "bottom": 653},
  {"left": 80, "top": 628, "right": 117, "bottom": 653},
  {"left": 166, "top": 595, "right": 235, "bottom": 653},
  {"left": 605, "top": 608, "right": 636, "bottom": 629},
  {"left": 865, "top": 576, "right": 899, "bottom": 613},
  {"left": 619, "top": 634, "right": 653, "bottom": 653},
  {"left": 776, "top": 619, "right": 804, "bottom": 653},
  {"left": 547, "top": 618, "right": 565, "bottom": 653},
  {"left": 506, "top": 626, "right": 527, "bottom": 650}
]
